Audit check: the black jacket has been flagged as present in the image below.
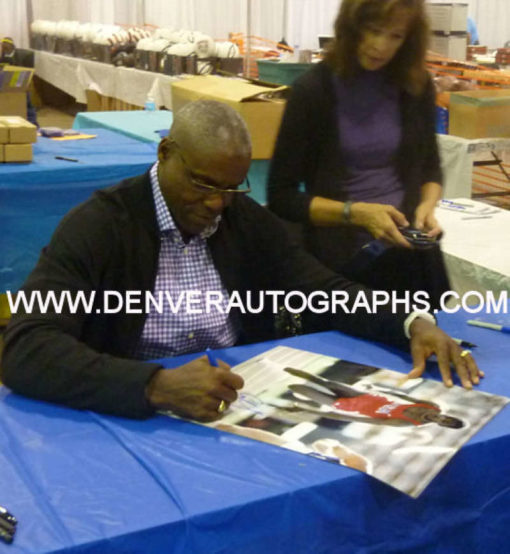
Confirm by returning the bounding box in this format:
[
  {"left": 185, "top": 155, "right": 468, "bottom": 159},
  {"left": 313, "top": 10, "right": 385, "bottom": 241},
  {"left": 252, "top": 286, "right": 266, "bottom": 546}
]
[
  {"left": 2, "top": 172, "right": 409, "bottom": 418},
  {"left": 267, "top": 62, "right": 442, "bottom": 269}
]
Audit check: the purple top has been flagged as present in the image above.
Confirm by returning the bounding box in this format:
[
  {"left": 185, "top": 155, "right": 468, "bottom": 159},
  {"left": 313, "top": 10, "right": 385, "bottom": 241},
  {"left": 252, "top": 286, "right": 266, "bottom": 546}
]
[{"left": 334, "top": 70, "right": 404, "bottom": 208}]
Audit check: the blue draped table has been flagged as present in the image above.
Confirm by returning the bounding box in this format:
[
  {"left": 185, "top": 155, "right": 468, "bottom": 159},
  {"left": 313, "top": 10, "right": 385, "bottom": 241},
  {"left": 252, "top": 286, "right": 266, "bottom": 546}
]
[
  {"left": 73, "top": 110, "right": 270, "bottom": 206},
  {"left": 0, "top": 308, "right": 509, "bottom": 553},
  {"left": 0, "top": 129, "right": 157, "bottom": 293}
]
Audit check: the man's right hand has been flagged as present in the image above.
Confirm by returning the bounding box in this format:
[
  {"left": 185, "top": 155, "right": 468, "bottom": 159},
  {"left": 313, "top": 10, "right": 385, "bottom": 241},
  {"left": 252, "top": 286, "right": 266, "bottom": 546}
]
[{"left": 145, "top": 356, "right": 244, "bottom": 421}]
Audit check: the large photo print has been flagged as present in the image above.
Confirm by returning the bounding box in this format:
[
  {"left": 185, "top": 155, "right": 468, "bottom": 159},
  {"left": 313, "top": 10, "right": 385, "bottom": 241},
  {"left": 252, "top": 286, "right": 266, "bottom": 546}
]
[{"left": 206, "top": 346, "right": 508, "bottom": 498}]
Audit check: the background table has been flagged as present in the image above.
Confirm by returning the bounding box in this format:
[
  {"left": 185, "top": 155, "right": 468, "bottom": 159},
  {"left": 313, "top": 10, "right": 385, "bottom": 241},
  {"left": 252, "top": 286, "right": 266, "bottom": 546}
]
[
  {"left": 436, "top": 198, "right": 510, "bottom": 295},
  {"left": 437, "top": 135, "right": 510, "bottom": 198},
  {"left": 73, "top": 110, "right": 270, "bottom": 205},
  {"left": 35, "top": 51, "right": 178, "bottom": 109},
  {"left": 0, "top": 129, "right": 157, "bottom": 293},
  {"left": 74, "top": 109, "right": 173, "bottom": 144},
  {"left": 0, "top": 308, "right": 509, "bottom": 553}
]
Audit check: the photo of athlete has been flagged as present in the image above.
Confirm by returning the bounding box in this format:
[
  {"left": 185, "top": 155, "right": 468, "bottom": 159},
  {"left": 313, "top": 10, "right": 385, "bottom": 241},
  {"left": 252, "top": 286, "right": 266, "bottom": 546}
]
[{"left": 283, "top": 368, "right": 464, "bottom": 428}]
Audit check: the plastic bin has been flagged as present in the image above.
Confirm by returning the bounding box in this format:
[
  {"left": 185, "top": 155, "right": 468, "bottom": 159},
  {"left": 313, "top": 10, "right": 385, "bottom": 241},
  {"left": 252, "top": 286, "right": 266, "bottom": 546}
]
[{"left": 256, "top": 60, "right": 310, "bottom": 86}]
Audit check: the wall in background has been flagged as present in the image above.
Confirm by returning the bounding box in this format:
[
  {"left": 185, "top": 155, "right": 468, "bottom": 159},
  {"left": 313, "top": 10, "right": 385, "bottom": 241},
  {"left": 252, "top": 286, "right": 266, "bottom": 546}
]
[{"left": 1, "top": 1, "right": 509, "bottom": 55}]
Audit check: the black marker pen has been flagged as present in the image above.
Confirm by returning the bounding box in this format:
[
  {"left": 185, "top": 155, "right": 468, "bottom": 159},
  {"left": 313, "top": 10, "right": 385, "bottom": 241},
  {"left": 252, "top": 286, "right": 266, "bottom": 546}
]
[{"left": 55, "top": 155, "right": 79, "bottom": 162}]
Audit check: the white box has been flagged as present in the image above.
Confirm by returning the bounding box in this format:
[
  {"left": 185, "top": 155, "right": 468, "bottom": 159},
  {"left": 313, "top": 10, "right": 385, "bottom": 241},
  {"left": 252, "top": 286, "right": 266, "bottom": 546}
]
[
  {"left": 426, "top": 3, "right": 468, "bottom": 33},
  {"left": 430, "top": 32, "right": 467, "bottom": 61}
]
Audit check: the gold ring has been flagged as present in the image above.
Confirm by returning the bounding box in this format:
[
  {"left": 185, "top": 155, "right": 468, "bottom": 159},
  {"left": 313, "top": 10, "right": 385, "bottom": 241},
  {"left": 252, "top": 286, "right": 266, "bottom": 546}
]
[
  {"left": 218, "top": 400, "right": 227, "bottom": 413},
  {"left": 460, "top": 350, "right": 471, "bottom": 358}
]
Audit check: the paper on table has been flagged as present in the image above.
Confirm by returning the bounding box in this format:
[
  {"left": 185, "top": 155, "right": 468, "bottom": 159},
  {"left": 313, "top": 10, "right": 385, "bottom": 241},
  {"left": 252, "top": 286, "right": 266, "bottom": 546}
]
[
  {"left": 193, "top": 346, "right": 509, "bottom": 498},
  {"left": 50, "top": 134, "right": 97, "bottom": 141},
  {"left": 438, "top": 199, "right": 500, "bottom": 215}
]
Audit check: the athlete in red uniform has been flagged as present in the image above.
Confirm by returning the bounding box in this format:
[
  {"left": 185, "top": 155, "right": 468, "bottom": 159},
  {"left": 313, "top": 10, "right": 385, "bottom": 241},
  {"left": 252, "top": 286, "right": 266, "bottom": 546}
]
[{"left": 284, "top": 368, "right": 464, "bottom": 428}]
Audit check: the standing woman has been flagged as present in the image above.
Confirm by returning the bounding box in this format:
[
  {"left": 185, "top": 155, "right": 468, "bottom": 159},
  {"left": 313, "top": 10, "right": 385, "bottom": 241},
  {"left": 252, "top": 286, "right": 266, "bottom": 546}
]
[{"left": 267, "top": 0, "right": 449, "bottom": 308}]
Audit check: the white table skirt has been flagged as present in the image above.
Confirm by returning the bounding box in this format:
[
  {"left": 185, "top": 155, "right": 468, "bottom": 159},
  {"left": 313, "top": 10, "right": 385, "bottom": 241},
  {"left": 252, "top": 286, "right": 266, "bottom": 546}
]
[
  {"left": 436, "top": 198, "right": 510, "bottom": 295},
  {"left": 437, "top": 135, "right": 510, "bottom": 199},
  {"left": 35, "top": 51, "right": 179, "bottom": 108}
]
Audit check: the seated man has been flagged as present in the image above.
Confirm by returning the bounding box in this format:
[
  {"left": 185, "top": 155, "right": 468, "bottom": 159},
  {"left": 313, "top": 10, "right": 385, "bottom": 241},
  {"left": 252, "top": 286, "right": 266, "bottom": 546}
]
[{"left": 1, "top": 100, "right": 481, "bottom": 421}]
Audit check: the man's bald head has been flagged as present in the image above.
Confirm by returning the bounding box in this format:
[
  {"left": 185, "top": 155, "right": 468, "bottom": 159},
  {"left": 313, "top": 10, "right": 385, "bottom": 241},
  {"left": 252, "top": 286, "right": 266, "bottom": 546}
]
[{"left": 169, "top": 100, "right": 252, "bottom": 159}]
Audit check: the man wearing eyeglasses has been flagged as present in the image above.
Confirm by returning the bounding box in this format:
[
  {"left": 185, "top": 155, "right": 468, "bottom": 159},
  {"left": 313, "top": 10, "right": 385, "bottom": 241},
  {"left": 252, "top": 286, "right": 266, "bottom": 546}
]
[{"left": 2, "top": 100, "right": 481, "bottom": 420}]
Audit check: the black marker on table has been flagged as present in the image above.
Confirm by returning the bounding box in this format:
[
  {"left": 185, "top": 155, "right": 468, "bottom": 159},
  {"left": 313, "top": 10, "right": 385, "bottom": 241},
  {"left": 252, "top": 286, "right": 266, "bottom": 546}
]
[
  {"left": 55, "top": 155, "right": 79, "bottom": 162},
  {"left": 452, "top": 338, "right": 478, "bottom": 349}
]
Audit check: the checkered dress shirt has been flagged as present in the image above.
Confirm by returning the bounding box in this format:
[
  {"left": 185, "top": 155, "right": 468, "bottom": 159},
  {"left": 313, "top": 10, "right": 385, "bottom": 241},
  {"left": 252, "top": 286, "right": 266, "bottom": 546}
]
[{"left": 133, "top": 163, "right": 238, "bottom": 359}]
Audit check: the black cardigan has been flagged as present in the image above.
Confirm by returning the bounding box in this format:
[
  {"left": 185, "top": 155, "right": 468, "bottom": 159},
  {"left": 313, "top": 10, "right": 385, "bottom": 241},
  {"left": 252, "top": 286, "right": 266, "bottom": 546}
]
[
  {"left": 267, "top": 62, "right": 442, "bottom": 270},
  {"left": 1, "top": 172, "right": 409, "bottom": 418}
]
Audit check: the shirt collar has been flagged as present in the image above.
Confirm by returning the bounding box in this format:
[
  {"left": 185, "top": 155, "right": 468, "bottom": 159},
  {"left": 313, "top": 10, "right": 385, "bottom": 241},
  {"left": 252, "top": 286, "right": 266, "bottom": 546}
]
[{"left": 149, "top": 162, "right": 220, "bottom": 241}]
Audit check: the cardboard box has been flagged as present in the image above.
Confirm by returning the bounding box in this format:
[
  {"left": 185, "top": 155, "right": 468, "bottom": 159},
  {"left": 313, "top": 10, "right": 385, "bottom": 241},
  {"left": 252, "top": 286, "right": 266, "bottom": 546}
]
[
  {"left": 0, "top": 91, "right": 27, "bottom": 118},
  {"left": 0, "top": 121, "right": 8, "bottom": 143},
  {"left": 85, "top": 89, "right": 116, "bottom": 112},
  {"left": 86, "top": 89, "right": 102, "bottom": 112},
  {"left": 430, "top": 32, "right": 467, "bottom": 61},
  {"left": 171, "top": 75, "right": 288, "bottom": 159},
  {"left": 467, "top": 45, "right": 487, "bottom": 61},
  {"left": 0, "top": 65, "right": 34, "bottom": 118},
  {"left": 496, "top": 48, "right": 510, "bottom": 65},
  {"left": 449, "top": 89, "right": 510, "bottom": 138},
  {"left": 4, "top": 143, "right": 33, "bottom": 162},
  {"left": 0, "top": 116, "right": 37, "bottom": 143},
  {"left": 426, "top": 3, "right": 468, "bottom": 33},
  {"left": 0, "top": 65, "right": 34, "bottom": 92}
]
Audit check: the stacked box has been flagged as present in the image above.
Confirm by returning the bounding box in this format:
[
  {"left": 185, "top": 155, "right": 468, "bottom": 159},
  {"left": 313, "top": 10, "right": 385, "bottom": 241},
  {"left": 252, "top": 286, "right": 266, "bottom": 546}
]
[
  {"left": 0, "top": 116, "right": 37, "bottom": 162},
  {"left": 496, "top": 48, "right": 510, "bottom": 66},
  {"left": 427, "top": 2, "right": 468, "bottom": 61},
  {"left": 426, "top": 3, "right": 468, "bottom": 33},
  {"left": 171, "top": 76, "right": 288, "bottom": 159},
  {"left": 467, "top": 45, "right": 487, "bottom": 61},
  {"left": 0, "top": 65, "right": 35, "bottom": 119},
  {"left": 449, "top": 89, "right": 510, "bottom": 139},
  {"left": 430, "top": 33, "right": 468, "bottom": 61}
]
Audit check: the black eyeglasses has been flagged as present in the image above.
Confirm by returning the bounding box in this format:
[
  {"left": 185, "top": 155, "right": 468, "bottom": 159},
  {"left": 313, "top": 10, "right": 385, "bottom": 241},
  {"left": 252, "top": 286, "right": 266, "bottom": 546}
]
[{"left": 172, "top": 141, "right": 251, "bottom": 196}]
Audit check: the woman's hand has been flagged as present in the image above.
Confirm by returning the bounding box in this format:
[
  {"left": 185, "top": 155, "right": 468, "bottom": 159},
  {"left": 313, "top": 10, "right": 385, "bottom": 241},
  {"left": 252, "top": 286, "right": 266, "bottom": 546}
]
[
  {"left": 414, "top": 182, "right": 443, "bottom": 237},
  {"left": 351, "top": 202, "right": 412, "bottom": 248},
  {"left": 414, "top": 201, "right": 442, "bottom": 237}
]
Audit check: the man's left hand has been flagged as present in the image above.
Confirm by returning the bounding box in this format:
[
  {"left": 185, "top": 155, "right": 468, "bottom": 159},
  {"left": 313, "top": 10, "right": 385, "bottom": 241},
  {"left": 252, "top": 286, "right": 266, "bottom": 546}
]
[{"left": 406, "top": 318, "right": 484, "bottom": 389}]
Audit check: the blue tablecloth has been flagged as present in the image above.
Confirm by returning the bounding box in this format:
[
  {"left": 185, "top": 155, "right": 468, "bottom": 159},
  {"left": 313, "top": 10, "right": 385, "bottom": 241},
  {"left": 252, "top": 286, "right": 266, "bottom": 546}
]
[
  {"left": 0, "top": 129, "right": 157, "bottom": 293},
  {"left": 73, "top": 110, "right": 174, "bottom": 144},
  {"left": 74, "top": 110, "right": 270, "bottom": 205},
  {"left": 0, "top": 309, "right": 509, "bottom": 553}
]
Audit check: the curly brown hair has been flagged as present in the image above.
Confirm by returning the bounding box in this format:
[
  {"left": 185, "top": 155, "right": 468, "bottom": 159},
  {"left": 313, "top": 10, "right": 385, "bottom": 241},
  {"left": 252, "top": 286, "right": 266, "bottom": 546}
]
[{"left": 324, "top": 0, "right": 430, "bottom": 95}]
